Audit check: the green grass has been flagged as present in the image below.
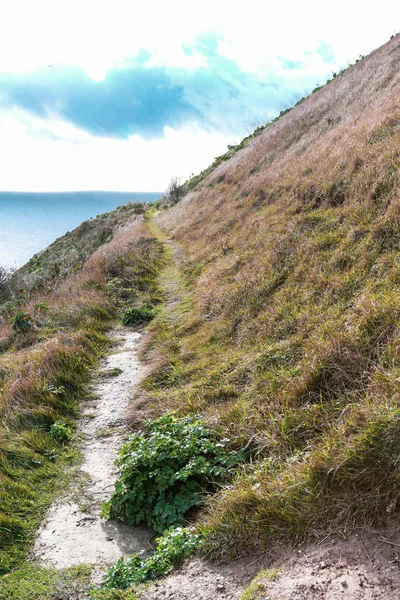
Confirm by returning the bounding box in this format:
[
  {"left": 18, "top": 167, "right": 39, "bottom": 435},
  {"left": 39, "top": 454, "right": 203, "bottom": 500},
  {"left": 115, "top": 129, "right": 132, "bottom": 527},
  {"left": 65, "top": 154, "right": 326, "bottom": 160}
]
[
  {"left": 0, "top": 562, "right": 145, "bottom": 600},
  {"left": 240, "top": 569, "right": 280, "bottom": 600},
  {"left": 0, "top": 564, "right": 92, "bottom": 600}
]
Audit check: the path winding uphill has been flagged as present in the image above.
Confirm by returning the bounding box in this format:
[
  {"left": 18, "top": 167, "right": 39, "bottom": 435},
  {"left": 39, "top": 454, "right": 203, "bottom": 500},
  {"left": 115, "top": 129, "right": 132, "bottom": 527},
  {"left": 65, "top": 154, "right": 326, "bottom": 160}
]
[{"left": 33, "top": 327, "right": 152, "bottom": 570}]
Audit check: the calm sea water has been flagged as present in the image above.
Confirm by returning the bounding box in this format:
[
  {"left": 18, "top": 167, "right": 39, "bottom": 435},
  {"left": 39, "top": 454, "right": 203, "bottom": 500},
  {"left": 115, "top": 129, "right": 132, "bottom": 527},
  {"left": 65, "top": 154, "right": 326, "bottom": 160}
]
[{"left": 0, "top": 191, "right": 162, "bottom": 269}]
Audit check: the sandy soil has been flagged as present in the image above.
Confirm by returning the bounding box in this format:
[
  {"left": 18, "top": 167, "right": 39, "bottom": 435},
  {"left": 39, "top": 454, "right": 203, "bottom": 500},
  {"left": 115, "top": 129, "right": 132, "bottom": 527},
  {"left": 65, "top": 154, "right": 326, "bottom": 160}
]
[
  {"left": 140, "top": 556, "right": 249, "bottom": 600},
  {"left": 254, "top": 528, "right": 400, "bottom": 600},
  {"left": 141, "top": 527, "right": 400, "bottom": 600},
  {"left": 33, "top": 327, "right": 153, "bottom": 569}
]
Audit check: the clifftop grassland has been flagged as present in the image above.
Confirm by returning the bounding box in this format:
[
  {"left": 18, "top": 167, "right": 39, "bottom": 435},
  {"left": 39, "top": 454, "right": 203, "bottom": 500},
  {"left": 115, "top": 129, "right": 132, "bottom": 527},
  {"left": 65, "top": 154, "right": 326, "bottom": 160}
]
[{"left": 1, "top": 32, "right": 400, "bottom": 598}]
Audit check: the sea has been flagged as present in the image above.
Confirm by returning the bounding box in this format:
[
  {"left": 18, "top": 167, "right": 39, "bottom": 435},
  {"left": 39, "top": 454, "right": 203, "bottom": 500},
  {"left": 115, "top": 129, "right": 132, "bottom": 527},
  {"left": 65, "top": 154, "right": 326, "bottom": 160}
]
[{"left": 0, "top": 191, "right": 162, "bottom": 269}]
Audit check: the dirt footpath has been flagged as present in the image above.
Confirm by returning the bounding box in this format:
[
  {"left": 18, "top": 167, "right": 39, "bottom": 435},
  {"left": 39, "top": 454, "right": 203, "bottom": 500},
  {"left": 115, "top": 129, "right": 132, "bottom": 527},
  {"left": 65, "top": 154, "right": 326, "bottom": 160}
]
[{"left": 33, "top": 328, "right": 153, "bottom": 570}]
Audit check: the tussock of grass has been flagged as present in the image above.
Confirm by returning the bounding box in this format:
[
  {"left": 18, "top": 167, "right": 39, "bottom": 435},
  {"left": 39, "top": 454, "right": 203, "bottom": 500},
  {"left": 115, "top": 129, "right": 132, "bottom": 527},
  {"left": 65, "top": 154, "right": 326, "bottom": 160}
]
[
  {"left": 240, "top": 569, "right": 280, "bottom": 600},
  {"left": 135, "top": 35, "right": 400, "bottom": 559}
]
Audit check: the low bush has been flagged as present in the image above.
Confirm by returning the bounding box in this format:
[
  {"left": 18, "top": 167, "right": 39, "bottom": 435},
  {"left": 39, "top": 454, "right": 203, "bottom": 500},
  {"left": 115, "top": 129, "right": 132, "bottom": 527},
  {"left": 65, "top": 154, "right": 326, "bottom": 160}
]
[
  {"left": 121, "top": 305, "right": 155, "bottom": 326},
  {"left": 101, "top": 413, "right": 242, "bottom": 532},
  {"left": 12, "top": 310, "right": 32, "bottom": 333},
  {"left": 49, "top": 421, "right": 74, "bottom": 444}
]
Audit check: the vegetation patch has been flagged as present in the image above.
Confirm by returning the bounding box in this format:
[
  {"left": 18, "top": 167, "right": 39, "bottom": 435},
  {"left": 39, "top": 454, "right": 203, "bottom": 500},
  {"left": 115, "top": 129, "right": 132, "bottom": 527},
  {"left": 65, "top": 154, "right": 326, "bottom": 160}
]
[
  {"left": 101, "top": 413, "right": 242, "bottom": 532},
  {"left": 49, "top": 420, "right": 74, "bottom": 444},
  {"left": 98, "top": 527, "right": 203, "bottom": 592},
  {"left": 97, "top": 412, "right": 241, "bottom": 593},
  {"left": 0, "top": 564, "right": 91, "bottom": 599},
  {"left": 240, "top": 569, "right": 280, "bottom": 600},
  {"left": 122, "top": 305, "right": 155, "bottom": 327}
]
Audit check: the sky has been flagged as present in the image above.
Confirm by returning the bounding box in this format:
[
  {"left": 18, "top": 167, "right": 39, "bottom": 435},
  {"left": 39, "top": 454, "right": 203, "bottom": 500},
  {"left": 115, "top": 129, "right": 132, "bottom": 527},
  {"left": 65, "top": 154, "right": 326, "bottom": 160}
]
[{"left": 0, "top": 1, "right": 399, "bottom": 192}]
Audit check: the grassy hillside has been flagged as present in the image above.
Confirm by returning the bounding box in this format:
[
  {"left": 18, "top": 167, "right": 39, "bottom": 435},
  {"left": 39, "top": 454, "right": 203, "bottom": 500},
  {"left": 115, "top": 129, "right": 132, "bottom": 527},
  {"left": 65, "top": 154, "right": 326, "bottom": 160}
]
[{"left": 134, "top": 33, "right": 400, "bottom": 558}]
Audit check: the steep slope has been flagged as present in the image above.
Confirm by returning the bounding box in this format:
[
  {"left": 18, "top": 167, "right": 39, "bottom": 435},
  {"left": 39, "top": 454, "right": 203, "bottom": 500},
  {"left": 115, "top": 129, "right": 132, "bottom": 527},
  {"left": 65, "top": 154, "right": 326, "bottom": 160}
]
[{"left": 136, "top": 33, "right": 400, "bottom": 558}]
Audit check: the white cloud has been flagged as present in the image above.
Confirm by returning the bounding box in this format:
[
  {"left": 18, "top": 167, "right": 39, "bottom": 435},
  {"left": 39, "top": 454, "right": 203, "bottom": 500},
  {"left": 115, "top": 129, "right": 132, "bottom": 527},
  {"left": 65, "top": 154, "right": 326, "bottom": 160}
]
[
  {"left": 1, "top": 0, "right": 400, "bottom": 190},
  {"left": 0, "top": 107, "right": 228, "bottom": 191}
]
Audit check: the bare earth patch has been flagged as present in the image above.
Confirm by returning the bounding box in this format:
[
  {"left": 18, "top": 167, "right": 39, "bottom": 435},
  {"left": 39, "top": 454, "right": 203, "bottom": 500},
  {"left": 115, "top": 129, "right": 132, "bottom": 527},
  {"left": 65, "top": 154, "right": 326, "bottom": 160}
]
[
  {"left": 141, "top": 527, "right": 400, "bottom": 599},
  {"left": 140, "top": 556, "right": 248, "bottom": 600},
  {"left": 255, "top": 529, "right": 400, "bottom": 600},
  {"left": 33, "top": 327, "right": 153, "bottom": 570}
]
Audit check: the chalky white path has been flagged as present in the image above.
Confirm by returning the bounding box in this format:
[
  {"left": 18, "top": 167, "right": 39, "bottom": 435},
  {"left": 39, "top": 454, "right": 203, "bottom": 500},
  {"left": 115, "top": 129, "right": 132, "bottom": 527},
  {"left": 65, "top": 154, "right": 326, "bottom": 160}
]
[{"left": 33, "top": 328, "right": 152, "bottom": 568}]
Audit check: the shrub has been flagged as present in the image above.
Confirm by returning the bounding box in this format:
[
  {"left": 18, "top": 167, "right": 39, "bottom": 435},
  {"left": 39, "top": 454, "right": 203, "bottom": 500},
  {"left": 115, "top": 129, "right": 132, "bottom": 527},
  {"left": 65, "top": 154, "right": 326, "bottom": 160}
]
[
  {"left": 101, "top": 414, "right": 242, "bottom": 532},
  {"left": 167, "top": 176, "right": 184, "bottom": 204},
  {"left": 100, "top": 527, "right": 203, "bottom": 590},
  {"left": 12, "top": 311, "right": 32, "bottom": 333},
  {"left": 49, "top": 421, "right": 73, "bottom": 444},
  {"left": 121, "top": 305, "right": 155, "bottom": 326}
]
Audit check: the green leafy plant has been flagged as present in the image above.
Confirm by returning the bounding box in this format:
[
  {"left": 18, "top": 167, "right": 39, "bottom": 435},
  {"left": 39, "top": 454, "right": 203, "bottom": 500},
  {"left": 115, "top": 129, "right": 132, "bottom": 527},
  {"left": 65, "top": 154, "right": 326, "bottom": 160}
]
[
  {"left": 12, "top": 310, "right": 32, "bottom": 333},
  {"left": 101, "top": 413, "right": 242, "bottom": 532},
  {"left": 49, "top": 421, "right": 73, "bottom": 444},
  {"left": 121, "top": 305, "right": 155, "bottom": 326},
  {"left": 100, "top": 527, "right": 203, "bottom": 590}
]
